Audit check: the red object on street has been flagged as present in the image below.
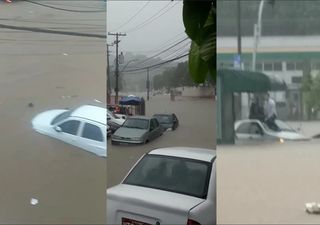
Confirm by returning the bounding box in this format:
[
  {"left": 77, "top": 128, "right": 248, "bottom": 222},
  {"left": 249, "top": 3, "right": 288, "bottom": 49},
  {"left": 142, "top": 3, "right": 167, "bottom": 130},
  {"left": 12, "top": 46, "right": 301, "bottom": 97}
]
[{"left": 5, "top": 0, "right": 12, "bottom": 3}]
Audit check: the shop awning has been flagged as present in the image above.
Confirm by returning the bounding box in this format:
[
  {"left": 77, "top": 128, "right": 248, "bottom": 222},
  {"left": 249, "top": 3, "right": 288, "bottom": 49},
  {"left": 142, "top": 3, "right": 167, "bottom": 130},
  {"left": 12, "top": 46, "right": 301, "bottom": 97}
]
[{"left": 218, "top": 69, "right": 287, "bottom": 92}]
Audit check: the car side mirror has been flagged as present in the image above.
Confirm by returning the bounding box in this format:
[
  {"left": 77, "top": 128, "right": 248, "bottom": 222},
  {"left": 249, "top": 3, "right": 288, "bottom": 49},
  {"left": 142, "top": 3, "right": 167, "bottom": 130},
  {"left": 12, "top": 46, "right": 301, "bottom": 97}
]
[{"left": 54, "top": 126, "right": 62, "bottom": 132}]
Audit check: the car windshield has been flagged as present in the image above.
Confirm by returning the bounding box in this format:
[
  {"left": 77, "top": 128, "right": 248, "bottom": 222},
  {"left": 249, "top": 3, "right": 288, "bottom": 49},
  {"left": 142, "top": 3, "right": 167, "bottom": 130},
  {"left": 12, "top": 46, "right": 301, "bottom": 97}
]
[
  {"left": 123, "top": 154, "right": 212, "bottom": 199},
  {"left": 261, "top": 120, "right": 295, "bottom": 132},
  {"left": 122, "top": 118, "right": 149, "bottom": 130},
  {"left": 154, "top": 115, "right": 172, "bottom": 124},
  {"left": 51, "top": 110, "right": 72, "bottom": 125},
  {"left": 275, "top": 120, "right": 295, "bottom": 132}
]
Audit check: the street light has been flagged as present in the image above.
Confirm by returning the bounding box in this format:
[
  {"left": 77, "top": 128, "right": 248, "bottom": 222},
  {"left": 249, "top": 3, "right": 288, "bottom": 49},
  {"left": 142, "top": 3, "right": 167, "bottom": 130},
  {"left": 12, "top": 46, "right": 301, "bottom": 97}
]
[{"left": 252, "top": 0, "right": 265, "bottom": 71}]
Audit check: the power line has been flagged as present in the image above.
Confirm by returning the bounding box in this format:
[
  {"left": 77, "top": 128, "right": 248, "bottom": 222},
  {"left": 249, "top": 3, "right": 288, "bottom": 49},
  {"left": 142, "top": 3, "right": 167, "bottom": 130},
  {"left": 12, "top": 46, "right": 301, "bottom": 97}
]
[
  {"left": 126, "top": 1, "right": 180, "bottom": 34},
  {"left": 110, "top": 1, "right": 150, "bottom": 32},
  {"left": 0, "top": 23, "right": 106, "bottom": 38},
  {"left": 130, "top": 37, "right": 189, "bottom": 67},
  {"left": 123, "top": 53, "right": 189, "bottom": 73},
  {"left": 123, "top": 1, "right": 172, "bottom": 33},
  {"left": 23, "top": 0, "right": 106, "bottom": 13}
]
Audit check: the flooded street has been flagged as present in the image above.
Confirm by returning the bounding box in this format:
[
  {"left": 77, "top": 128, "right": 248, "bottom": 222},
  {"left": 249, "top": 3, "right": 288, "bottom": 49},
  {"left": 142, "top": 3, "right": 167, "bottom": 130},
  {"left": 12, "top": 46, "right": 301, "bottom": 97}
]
[
  {"left": 0, "top": 2, "right": 106, "bottom": 224},
  {"left": 218, "top": 139, "right": 320, "bottom": 224},
  {"left": 107, "top": 95, "right": 216, "bottom": 188}
]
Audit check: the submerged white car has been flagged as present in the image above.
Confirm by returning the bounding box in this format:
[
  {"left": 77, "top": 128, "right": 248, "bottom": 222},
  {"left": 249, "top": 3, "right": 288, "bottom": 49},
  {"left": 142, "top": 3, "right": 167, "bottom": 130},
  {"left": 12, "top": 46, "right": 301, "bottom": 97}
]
[
  {"left": 107, "top": 109, "right": 125, "bottom": 126},
  {"left": 107, "top": 147, "right": 216, "bottom": 225},
  {"left": 235, "top": 119, "right": 309, "bottom": 142},
  {"left": 32, "top": 105, "right": 107, "bottom": 157}
]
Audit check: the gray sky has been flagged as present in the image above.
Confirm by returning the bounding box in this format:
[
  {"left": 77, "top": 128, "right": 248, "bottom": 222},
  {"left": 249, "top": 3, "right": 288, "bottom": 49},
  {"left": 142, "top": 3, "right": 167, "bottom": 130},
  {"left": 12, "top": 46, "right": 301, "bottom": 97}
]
[{"left": 107, "top": 1, "right": 188, "bottom": 57}]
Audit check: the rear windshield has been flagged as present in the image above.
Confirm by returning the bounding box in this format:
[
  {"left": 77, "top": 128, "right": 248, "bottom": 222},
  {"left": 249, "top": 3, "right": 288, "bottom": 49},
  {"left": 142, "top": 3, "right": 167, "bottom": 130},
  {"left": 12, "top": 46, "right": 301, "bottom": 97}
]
[
  {"left": 123, "top": 154, "right": 212, "bottom": 199},
  {"left": 154, "top": 115, "right": 172, "bottom": 124}
]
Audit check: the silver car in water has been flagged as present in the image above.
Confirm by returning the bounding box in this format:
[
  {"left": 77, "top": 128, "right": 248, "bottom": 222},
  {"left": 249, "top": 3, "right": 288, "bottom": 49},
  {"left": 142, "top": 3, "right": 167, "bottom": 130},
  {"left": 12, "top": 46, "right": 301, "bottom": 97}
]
[
  {"left": 111, "top": 116, "right": 163, "bottom": 145},
  {"left": 107, "top": 147, "right": 216, "bottom": 225}
]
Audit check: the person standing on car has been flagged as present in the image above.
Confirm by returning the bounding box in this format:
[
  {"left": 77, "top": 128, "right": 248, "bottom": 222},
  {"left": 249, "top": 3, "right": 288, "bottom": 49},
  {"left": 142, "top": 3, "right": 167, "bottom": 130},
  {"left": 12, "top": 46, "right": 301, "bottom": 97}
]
[
  {"left": 249, "top": 96, "right": 264, "bottom": 121},
  {"left": 264, "top": 93, "right": 279, "bottom": 131}
]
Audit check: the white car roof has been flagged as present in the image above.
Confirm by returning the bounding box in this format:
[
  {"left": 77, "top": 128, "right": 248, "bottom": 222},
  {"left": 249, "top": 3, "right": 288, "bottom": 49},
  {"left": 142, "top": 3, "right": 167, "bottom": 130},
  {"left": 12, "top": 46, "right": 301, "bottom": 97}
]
[
  {"left": 71, "top": 105, "right": 106, "bottom": 125},
  {"left": 148, "top": 147, "right": 216, "bottom": 162}
]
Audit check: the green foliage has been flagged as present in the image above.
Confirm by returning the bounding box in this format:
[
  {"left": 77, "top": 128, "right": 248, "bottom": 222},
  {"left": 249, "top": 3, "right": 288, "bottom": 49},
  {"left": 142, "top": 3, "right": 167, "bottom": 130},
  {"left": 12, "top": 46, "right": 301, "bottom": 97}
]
[
  {"left": 153, "top": 62, "right": 197, "bottom": 90},
  {"left": 304, "top": 73, "right": 320, "bottom": 113},
  {"left": 183, "top": 0, "right": 215, "bottom": 84}
]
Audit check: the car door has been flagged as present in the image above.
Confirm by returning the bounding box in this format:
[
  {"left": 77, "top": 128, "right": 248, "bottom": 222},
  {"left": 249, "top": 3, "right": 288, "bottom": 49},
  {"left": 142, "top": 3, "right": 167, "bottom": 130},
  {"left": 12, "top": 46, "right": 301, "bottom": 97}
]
[
  {"left": 53, "top": 119, "right": 81, "bottom": 147},
  {"left": 247, "top": 122, "right": 264, "bottom": 141},
  {"left": 148, "top": 119, "right": 158, "bottom": 140},
  {"left": 150, "top": 118, "right": 161, "bottom": 139},
  {"left": 78, "top": 121, "right": 106, "bottom": 157}
]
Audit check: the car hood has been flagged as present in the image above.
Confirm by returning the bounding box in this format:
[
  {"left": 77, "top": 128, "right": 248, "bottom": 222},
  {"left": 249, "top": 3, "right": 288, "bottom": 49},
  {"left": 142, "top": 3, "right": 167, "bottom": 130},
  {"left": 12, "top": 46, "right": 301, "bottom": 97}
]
[
  {"left": 32, "top": 109, "right": 67, "bottom": 129},
  {"left": 269, "top": 131, "right": 309, "bottom": 141},
  {"left": 114, "top": 127, "right": 147, "bottom": 138},
  {"left": 107, "top": 184, "right": 205, "bottom": 224}
]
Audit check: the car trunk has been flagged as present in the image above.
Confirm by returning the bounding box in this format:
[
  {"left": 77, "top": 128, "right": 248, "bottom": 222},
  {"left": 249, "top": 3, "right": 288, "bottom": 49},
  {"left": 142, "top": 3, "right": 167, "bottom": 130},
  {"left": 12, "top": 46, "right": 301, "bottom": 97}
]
[{"left": 107, "top": 184, "right": 205, "bottom": 225}]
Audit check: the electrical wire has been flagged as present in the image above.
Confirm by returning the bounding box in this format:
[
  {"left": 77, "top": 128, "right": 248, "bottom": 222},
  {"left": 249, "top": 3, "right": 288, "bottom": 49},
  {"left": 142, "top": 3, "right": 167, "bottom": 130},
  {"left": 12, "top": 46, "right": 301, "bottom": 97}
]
[
  {"left": 23, "top": 0, "right": 106, "bottom": 13},
  {"left": 123, "top": 53, "right": 189, "bottom": 73},
  {"left": 126, "top": 1, "right": 180, "bottom": 34},
  {"left": 109, "top": 1, "right": 150, "bottom": 32},
  {"left": 129, "top": 37, "right": 189, "bottom": 67},
  {"left": 123, "top": 1, "right": 172, "bottom": 33},
  {"left": 0, "top": 23, "right": 106, "bottom": 38}
]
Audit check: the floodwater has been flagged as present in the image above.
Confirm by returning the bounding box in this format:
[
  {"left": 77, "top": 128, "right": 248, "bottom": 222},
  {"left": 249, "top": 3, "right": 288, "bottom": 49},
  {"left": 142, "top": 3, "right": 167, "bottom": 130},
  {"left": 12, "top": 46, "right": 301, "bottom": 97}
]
[
  {"left": 218, "top": 137, "right": 320, "bottom": 224},
  {"left": 0, "top": 2, "right": 106, "bottom": 224},
  {"left": 107, "top": 95, "right": 216, "bottom": 188}
]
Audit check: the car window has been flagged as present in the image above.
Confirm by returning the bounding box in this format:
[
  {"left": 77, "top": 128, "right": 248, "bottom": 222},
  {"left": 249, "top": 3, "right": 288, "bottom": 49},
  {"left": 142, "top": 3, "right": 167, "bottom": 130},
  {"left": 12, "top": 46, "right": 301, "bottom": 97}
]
[
  {"left": 51, "top": 110, "right": 72, "bottom": 125},
  {"left": 236, "top": 122, "right": 250, "bottom": 134},
  {"left": 82, "top": 123, "right": 104, "bottom": 142},
  {"left": 248, "top": 122, "right": 262, "bottom": 135},
  {"left": 154, "top": 118, "right": 159, "bottom": 127},
  {"left": 154, "top": 115, "right": 172, "bottom": 124},
  {"left": 150, "top": 119, "right": 158, "bottom": 130},
  {"left": 124, "top": 155, "right": 212, "bottom": 199},
  {"left": 122, "top": 118, "right": 149, "bottom": 130},
  {"left": 59, "top": 120, "right": 80, "bottom": 135}
]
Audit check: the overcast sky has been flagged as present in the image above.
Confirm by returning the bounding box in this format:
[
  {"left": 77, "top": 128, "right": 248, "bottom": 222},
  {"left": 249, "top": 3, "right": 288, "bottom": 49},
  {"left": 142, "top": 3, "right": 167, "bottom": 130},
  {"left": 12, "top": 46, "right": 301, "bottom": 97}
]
[{"left": 107, "top": 1, "right": 188, "bottom": 57}]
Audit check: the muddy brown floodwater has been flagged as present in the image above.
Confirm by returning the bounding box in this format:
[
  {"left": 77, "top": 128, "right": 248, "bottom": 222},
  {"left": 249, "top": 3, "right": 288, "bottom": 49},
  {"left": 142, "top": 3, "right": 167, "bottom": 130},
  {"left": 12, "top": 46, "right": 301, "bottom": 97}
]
[{"left": 0, "top": 1, "right": 106, "bottom": 224}]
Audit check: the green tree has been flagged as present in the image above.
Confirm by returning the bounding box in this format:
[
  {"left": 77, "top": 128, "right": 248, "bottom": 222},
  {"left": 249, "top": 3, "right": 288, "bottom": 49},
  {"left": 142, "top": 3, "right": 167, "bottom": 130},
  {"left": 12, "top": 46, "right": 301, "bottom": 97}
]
[{"left": 183, "top": 0, "right": 215, "bottom": 83}]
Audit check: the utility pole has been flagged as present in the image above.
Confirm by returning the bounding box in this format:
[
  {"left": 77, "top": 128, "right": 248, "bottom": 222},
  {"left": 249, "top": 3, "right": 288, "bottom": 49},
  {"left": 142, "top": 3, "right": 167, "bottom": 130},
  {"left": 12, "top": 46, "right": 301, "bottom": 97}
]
[
  {"left": 146, "top": 67, "right": 150, "bottom": 101},
  {"left": 237, "top": 0, "right": 242, "bottom": 63},
  {"left": 106, "top": 43, "right": 114, "bottom": 105},
  {"left": 108, "top": 32, "right": 126, "bottom": 104}
]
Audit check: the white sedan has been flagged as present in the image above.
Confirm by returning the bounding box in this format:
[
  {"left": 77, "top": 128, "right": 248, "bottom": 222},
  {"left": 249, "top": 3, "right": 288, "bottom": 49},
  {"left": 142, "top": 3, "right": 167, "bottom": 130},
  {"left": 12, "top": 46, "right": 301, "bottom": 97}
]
[
  {"left": 32, "top": 105, "right": 107, "bottom": 157},
  {"left": 107, "top": 147, "right": 216, "bottom": 225},
  {"left": 107, "top": 109, "right": 125, "bottom": 125},
  {"left": 235, "top": 119, "right": 309, "bottom": 142}
]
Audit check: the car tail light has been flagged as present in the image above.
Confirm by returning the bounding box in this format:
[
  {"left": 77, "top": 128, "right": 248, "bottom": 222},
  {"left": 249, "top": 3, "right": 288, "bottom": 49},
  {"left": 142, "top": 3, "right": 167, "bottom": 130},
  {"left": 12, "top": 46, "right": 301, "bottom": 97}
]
[{"left": 187, "top": 219, "right": 201, "bottom": 225}]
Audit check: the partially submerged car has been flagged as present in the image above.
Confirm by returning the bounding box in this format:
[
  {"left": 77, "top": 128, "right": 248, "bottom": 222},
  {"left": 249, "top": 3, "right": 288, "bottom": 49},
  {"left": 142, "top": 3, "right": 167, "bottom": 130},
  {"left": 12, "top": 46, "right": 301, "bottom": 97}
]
[
  {"left": 111, "top": 116, "right": 163, "bottom": 145},
  {"left": 32, "top": 105, "right": 107, "bottom": 157},
  {"left": 107, "top": 119, "right": 121, "bottom": 135},
  {"left": 107, "top": 109, "right": 125, "bottom": 126},
  {"left": 107, "top": 147, "right": 216, "bottom": 225},
  {"left": 235, "top": 119, "right": 309, "bottom": 142},
  {"left": 153, "top": 113, "right": 179, "bottom": 131}
]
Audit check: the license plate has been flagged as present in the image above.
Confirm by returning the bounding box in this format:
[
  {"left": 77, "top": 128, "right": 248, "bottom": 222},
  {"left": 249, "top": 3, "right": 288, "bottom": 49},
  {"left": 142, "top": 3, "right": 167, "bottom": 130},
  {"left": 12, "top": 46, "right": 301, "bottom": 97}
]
[{"left": 122, "top": 217, "right": 151, "bottom": 225}]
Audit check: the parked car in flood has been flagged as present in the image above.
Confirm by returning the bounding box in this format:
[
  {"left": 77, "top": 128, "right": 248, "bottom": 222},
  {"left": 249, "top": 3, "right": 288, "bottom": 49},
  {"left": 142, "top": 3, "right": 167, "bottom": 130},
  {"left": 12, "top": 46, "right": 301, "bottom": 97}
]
[
  {"left": 153, "top": 113, "right": 179, "bottom": 131},
  {"left": 111, "top": 116, "right": 163, "bottom": 145},
  {"left": 235, "top": 119, "right": 309, "bottom": 143},
  {"left": 107, "top": 147, "right": 216, "bottom": 225},
  {"left": 32, "top": 105, "right": 107, "bottom": 157},
  {"left": 107, "top": 109, "right": 125, "bottom": 126}
]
